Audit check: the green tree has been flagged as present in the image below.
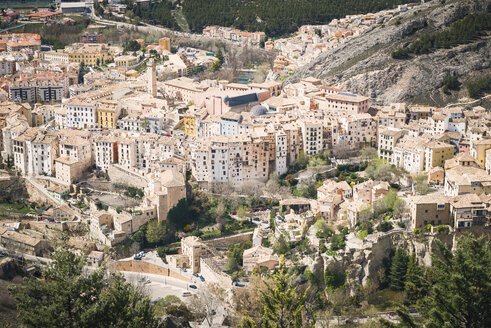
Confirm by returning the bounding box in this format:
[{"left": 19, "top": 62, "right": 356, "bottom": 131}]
[
  {"left": 124, "top": 40, "right": 141, "bottom": 52},
  {"left": 215, "top": 48, "right": 224, "bottom": 65},
  {"left": 422, "top": 235, "right": 491, "bottom": 328},
  {"left": 226, "top": 243, "right": 245, "bottom": 273},
  {"left": 145, "top": 220, "right": 167, "bottom": 244},
  {"left": 404, "top": 255, "right": 426, "bottom": 303},
  {"left": 295, "top": 151, "right": 309, "bottom": 170},
  {"left": 167, "top": 198, "right": 190, "bottom": 230},
  {"left": 210, "top": 60, "right": 222, "bottom": 72},
  {"left": 389, "top": 248, "right": 409, "bottom": 291},
  {"left": 273, "top": 234, "right": 289, "bottom": 255},
  {"left": 270, "top": 209, "right": 276, "bottom": 232},
  {"left": 382, "top": 234, "right": 491, "bottom": 328},
  {"left": 241, "top": 261, "right": 309, "bottom": 328},
  {"left": 10, "top": 244, "right": 159, "bottom": 328},
  {"left": 324, "top": 269, "right": 345, "bottom": 292}
]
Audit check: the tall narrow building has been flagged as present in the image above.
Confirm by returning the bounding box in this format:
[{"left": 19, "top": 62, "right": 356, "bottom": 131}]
[{"left": 147, "top": 58, "right": 157, "bottom": 97}]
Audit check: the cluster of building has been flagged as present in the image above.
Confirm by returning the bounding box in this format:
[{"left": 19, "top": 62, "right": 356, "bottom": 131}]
[
  {"left": 202, "top": 26, "right": 266, "bottom": 46},
  {"left": 269, "top": 4, "right": 412, "bottom": 74}
]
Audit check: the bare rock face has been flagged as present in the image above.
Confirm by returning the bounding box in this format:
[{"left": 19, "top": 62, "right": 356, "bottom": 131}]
[{"left": 286, "top": 0, "right": 490, "bottom": 105}]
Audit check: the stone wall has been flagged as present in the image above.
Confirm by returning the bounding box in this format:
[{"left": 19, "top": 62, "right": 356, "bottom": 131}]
[
  {"left": 203, "top": 231, "right": 253, "bottom": 250},
  {"left": 29, "top": 221, "right": 68, "bottom": 232},
  {"left": 200, "top": 257, "right": 232, "bottom": 287},
  {"left": 108, "top": 164, "right": 148, "bottom": 189},
  {"left": 109, "top": 260, "right": 192, "bottom": 283}
]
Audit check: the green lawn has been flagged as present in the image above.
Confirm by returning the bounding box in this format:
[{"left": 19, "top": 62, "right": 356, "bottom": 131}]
[{"left": 0, "top": 203, "right": 31, "bottom": 215}]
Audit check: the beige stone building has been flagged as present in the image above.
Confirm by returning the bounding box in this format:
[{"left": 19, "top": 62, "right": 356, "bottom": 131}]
[
  {"left": 243, "top": 245, "right": 279, "bottom": 272},
  {"left": 410, "top": 193, "right": 450, "bottom": 229},
  {"left": 0, "top": 230, "right": 48, "bottom": 256}
]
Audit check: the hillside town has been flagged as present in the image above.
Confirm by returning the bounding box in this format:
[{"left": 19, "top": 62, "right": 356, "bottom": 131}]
[
  {"left": 0, "top": 1, "right": 489, "bottom": 327},
  {"left": 270, "top": 4, "right": 413, "bottom": 76}
]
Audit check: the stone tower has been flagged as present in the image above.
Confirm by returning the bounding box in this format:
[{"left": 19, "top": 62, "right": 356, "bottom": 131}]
[{"left": 147, "top": 58, "right": 157, "bottom": 97}]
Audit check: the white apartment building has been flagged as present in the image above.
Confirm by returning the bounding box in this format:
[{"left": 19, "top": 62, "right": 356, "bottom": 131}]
[
  {"left": 92, "top": 135, "right": 118, "bottom": 172},
  {"left": 393, "top": 136, "right": 426, "bottom": 173},
  {"left": 378, "top": 128, "right": 403, "bottom": 164},
  {"left": 447, "top": 118, "right": 466, "bottom": 135},
  {"left": 28, "top": 134, "right": 58, "bottom": 176},
  {"left": 275, "top": 132, "right": 288, "bottom": 175},
  {"left": 65, "top": 100, "right": 97, "bottom": 130},
  {"left": 118, "top": 139, "right": 137, "bottom": 169},
  {"left": 300, "top": 120, "right": 323, "bottom": 156},
  {"left": 13, "top": 130, "right": 58, "bottom": 176},
  {"left": 429, "top": 114, "right": 449, "bottom": 135}
]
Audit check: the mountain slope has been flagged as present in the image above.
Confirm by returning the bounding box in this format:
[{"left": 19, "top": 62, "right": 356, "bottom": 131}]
[
  {"left": 182, "top": 0, "right": 418, "bottom": 36},
  {"left": 286, "top": 0, "right": 491, "bottom": 106}
]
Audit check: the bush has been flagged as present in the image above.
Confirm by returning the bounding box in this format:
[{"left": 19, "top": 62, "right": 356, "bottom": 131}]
[
  {"left": 413, "top": 228, "right": 421, "bottom": 234},
  {"left": 330, "top": 233, "right": 346, "bottom": 251},
  {"left": 324, "top": 269, "right": 346, "bottom": 291},
  {"left": 436, "top": 225, "right": 449, "bottom": 234},
  {"left": 157, "top": 246, "right": 167, "bottom": 258},
  {"left": 377, "top": 221, "right": 393, "bottom": 232},
  {"left": 467, "top": 75, "right": 491, "bottom": 98},
  {"left": 397, "top": 221, "right": 405, "bottom": 228},
  {"left": 442, "top": 76, "right": 460, "bottom": 93}
]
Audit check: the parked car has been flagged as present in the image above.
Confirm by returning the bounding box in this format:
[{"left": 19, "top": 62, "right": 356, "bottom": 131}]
[
  {"left": 189, "top": 284, "right": 197, "bottom": 289},
  {"left": 193, "top": 273, "right": 199, "bottom": 277},
  {"left": 252, "top": 217, "right": 260, "bottom": 221},
  {"left": 182, "top": 291, "right": 192, "bottom": 297},
  {"left": 199, "top": 275, "right": 205, "bottom": 282}
]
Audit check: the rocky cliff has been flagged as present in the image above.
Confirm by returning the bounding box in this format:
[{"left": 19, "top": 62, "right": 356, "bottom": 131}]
[{"left": 286, "top": 0, "right": 491, "bottom": 105}]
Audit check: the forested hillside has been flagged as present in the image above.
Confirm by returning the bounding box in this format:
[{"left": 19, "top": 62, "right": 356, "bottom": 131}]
[
  {"left": 124, "top": 0, "right": 180, "bottom": 29},
  {"left": 392, "top": 12, "right": 491, "bottom": 58},
  {"left": 181, "top": 0, "right": 418, "bottom": 36}
]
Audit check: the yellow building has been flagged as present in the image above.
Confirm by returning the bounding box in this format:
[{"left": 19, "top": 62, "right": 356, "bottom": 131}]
[
  {"left": 67, "top": 44, "right": 113, "bottom": 66},
  {"left": 33, "top": 113, "right": 43, "bottom": 127},
  {"left": 471, "top": 139, "right": 491, "bottom": 168},
  {"left": 183, "top": 107, "right": 207, "bottom": 137},
  {"left": 424, "top": 140, "right": 454, "bottom": 170},
  {"left": 159, "top": 37, "right": 171, "bottom": 52},
  {"left": 114, "top": 55, "right": 138, "bottom": 68},
  {"left": 183, "top": 114, "right": 195, "bottom": 136},
  {"left": 97, "top": 102, "right": 119, "bottom": 129}
]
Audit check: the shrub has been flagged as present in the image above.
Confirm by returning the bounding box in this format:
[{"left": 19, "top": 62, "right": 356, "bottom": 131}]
[
  {"left": 397, "top": 221, "right": 405, "bottom": 228},
  {"left": 413, "top": 228, "right": 421, "bottom": 234},
  {"left": 324, "top": 269, "right": 346, "bottom": 291},
  {"left": 436, "top": 225, "right": 449, "bottom": 234},
  {"left": 377, "top": 221, "right": 393, "bottom": 232},
  {"left": 330, "top": 233, "right": 346, "bottom": 251}
]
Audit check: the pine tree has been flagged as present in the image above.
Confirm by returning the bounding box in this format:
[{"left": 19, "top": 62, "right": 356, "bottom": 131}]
[
  {"left": 215, "top": 49, "right": 224, "bottom": 65},
  {"left": 240, "top": 260, "right": 309, "bottom": 328},
  {"left": 10, "top": 244, "right": 159, "bottom": 328},
  {"left": 404, "top": 255, "right": 426, "bottom": 303},
  {"left": 423, "top": 235, "right": 491, "bottom": 328},
  {"left": 382, "top": 234, "right": 491, "bottom": 328},
  {"left": 389, "top": 248, "right": 408, "bottom": 291}
]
